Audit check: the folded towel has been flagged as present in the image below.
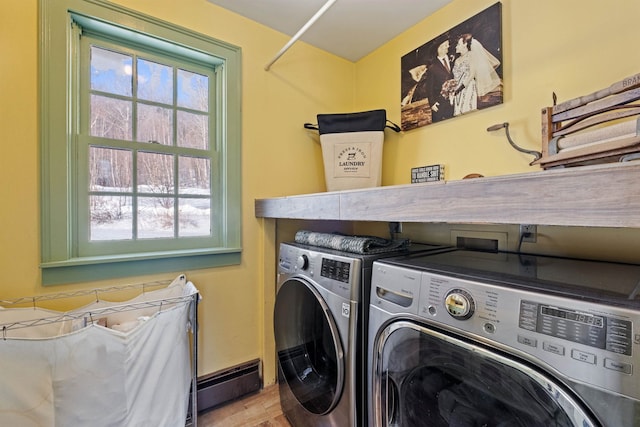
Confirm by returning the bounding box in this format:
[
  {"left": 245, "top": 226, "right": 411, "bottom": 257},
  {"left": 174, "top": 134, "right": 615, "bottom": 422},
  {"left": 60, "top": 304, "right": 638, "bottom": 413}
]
[{"left": 294, "top": 230, "right": 409, "bottom": 254}]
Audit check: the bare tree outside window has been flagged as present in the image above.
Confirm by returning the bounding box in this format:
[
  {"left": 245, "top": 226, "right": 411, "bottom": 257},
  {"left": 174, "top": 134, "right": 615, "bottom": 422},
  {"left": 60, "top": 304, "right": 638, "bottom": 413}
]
[{"left": 88, "top": 46, "right": 212, "bottom": 241}]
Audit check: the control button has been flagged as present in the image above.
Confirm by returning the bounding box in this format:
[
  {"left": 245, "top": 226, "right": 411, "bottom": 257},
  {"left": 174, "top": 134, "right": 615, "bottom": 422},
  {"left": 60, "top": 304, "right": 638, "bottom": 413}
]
[
  {"left": 542, "top": 341, "right": 565, "bottom": 356},
  {"left": 517, "top": 335, "right": 537, "bottom": 348},
  {"left": 483, "top": 323, "right": 496, "bottom": 334},
  {"left": 604, "top": 358, "right": 633, "bottom": 375},
  {"left": 571, "top": 349, "right": 596, "bottom": 365},
  {"left": 428, "top": 305, "right": 437, "bottom": 316}
]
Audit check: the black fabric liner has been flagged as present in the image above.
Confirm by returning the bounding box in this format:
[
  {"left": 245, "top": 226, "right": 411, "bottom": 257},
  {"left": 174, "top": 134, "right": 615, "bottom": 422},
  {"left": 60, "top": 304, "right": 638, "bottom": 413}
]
[{"left": 316, "top": 109, "right": 387, "bottom": 135}]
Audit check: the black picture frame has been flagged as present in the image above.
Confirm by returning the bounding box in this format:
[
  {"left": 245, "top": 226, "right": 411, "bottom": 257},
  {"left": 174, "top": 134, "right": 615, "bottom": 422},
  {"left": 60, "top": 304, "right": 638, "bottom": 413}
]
[{"left": 401, "top": 2, "right": 503, "bottom": 130}]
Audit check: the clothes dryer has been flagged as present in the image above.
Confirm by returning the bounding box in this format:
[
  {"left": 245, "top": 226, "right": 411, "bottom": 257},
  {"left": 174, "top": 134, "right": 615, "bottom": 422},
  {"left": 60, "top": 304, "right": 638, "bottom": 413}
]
[{"left": 274, "top": 241, "right": 447, "bottom": 427}]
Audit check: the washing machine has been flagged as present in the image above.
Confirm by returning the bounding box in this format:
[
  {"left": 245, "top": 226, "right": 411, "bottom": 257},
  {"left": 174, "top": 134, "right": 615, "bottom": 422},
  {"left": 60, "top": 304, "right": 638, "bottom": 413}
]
[
  {"left": 368, "top": 249, "right": 640, "bottom": 427},
  {"left": 274, "top": 241, "right": 448, "bottom": 427}
]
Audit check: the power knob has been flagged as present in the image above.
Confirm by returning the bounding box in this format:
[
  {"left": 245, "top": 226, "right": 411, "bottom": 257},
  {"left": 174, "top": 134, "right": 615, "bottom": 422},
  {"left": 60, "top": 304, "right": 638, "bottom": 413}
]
[
  {"left": 296, "top": 254, "right": 309, "bottom": 271},
  {"left": 444, "top": 289, "right": 475, "bottom": 320}
]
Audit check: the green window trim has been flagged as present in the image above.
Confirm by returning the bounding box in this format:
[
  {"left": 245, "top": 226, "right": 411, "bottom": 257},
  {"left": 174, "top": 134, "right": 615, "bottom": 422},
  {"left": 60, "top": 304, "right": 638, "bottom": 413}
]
[
  {"left": 41, "top": 250, "right": 242, "bottom": 286},
  {"left": 40, "top": 0, "right": 242, "bottom": 285}
]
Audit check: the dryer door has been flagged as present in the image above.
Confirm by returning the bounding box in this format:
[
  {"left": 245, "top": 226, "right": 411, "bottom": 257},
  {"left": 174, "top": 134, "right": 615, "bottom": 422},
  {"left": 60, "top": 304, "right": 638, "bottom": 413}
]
[{"left": 274, "top": 277, "right": 345, "bottom": 415}]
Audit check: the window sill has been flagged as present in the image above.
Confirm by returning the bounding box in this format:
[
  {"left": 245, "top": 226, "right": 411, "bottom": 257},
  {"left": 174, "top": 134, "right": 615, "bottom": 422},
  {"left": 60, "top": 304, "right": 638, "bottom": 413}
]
[{"left": 41, "top": 248, "right": 241, "bottom": 285}]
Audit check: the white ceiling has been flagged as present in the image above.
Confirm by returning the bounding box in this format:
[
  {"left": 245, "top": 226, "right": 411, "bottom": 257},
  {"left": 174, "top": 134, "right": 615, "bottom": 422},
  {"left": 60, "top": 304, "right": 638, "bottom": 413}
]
[{"left": 206, "top": 0, "right": 452, "bottom": 62}]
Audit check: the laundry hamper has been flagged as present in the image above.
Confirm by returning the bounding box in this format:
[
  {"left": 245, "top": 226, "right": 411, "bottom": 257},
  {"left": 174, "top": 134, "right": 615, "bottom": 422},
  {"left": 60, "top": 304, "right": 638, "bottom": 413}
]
[
  {"left": 0, "top": 275, "right": 199, "bottom": 427},
  {"left": 305, "top": 109, "right": 400, "bottom": 191}
]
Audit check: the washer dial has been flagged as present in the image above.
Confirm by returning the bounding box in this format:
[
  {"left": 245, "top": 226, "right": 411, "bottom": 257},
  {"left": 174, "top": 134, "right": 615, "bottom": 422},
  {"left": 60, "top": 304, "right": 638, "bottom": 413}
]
[{"left": 445, "top": 289, "right": 475, "bottom": 320}]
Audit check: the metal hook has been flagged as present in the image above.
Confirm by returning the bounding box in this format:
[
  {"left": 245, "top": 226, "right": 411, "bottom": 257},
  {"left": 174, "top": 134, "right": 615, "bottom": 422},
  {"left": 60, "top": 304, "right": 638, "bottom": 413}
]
[{"left": 487, "top": 122, "right": 542, "bottom": 163}]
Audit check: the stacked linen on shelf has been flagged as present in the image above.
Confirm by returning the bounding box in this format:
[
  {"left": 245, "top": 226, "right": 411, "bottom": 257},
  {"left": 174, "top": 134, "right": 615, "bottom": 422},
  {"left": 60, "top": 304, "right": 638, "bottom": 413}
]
[{"left": 0, "top": 274, "right": 198, "bottom": 427}]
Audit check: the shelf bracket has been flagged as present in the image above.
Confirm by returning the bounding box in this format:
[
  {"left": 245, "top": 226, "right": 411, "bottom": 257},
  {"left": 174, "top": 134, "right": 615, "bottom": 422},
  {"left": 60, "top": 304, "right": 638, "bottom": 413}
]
[{"left": 264, "top": 0, "right": 338, "bottom": 71}]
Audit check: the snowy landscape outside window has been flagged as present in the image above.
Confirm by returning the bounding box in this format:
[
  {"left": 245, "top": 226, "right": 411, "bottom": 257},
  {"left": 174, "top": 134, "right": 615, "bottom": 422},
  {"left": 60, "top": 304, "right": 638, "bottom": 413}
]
[{"left": 87, "top": 45, "right": 213, "bottom": 241}]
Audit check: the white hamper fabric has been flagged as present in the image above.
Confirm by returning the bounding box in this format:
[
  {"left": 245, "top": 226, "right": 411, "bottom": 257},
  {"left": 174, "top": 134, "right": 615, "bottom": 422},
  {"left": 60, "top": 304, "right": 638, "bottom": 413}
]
[{"left": 0, "top": 276, "right": 197, "bottom": 427}]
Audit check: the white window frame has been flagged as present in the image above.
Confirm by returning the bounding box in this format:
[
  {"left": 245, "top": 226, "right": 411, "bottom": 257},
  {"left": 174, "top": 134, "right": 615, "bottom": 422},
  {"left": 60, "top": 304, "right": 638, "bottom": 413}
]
[{"left": 40, "top": 0, "right": 242, "bottom": 285}]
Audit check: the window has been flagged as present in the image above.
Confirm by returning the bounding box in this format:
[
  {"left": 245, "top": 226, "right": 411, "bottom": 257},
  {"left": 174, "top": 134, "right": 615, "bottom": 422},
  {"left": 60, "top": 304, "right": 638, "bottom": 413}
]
[
  {"left": 40, "top": 0, "right": 241, "bottom": 285},
  {"left": 81, "top": 41, "right": 216, "bottom": 250}
]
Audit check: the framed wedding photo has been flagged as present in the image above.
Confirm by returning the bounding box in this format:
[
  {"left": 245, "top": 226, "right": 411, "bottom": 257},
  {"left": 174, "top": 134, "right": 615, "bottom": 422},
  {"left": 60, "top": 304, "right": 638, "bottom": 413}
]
[{"left": 401, "top": 2, "right": 503, "bottom": 130}]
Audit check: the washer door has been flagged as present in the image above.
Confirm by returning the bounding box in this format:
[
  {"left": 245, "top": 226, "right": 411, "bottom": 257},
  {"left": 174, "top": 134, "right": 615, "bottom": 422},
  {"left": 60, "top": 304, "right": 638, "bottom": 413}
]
[
  {"left": 274, "top": 277, "right": 345, "bottom": 415},
  {"left": 372, "top": 320, "right": 600, "bottom": 427}
]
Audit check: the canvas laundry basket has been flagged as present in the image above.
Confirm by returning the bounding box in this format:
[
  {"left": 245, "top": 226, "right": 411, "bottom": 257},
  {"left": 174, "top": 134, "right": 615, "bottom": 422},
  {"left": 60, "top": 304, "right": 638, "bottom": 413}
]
[{"left": 305, "top": 109, "right": 400, "bottom": 191}]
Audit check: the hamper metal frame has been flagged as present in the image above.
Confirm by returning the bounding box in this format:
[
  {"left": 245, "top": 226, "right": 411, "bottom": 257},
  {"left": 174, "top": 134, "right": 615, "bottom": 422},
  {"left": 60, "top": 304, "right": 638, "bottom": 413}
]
[{"left": 0, "top": 278, "right": 199, "bottom": 427}]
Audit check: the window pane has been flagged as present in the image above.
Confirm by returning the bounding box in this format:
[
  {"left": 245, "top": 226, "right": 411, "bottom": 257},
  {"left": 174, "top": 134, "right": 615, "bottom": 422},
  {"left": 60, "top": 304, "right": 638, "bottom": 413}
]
[
  {"left": 179, "top": 156, "right": 210, "bottom": 195},
  {"left": 177, "top": 69, "right": 208, "bottom": 111},
  {"left": 137, "top": 103, "right": 173, "bottom": 145},
  {"left": 177, "top": 111, "right": 208, "bottom": 149},
  {"left": 90, "top": 195, "right": 132, "bottom": 241},
  {"left": 137, "top": 152, "right": 174, "bottom": 194},
  {"left": 89, "top": 147, "right": 132, "bottom": 191},
  {"left": 137, "top": 58, "right": 173, "bottom": 104},
  {"left": 179, "top": 198, "right": 211, "bottom": 237},
  {"left": 90, "top": 94, "right": 133, "bottom": 140},
  {"left": 138, "top": 197, "right": 174, "bottom": 238},
  {"left": 90, "top": 46, "right": 132, "bottom": 96}
]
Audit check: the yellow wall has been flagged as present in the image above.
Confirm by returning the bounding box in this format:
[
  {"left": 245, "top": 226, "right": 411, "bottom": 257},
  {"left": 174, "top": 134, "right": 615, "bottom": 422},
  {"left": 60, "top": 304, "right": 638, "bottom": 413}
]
[
  {"left": 356, "top": 0, "right": 640, "bottom": 181},
  {"left": 0, "top": 0, "right": 354, "bottom": 386},
  {"left": 1, "top": 0, "right": 639, "bottom": 391},
  {"left": 351, "top": 0, "right": 640, "bottom": 265}
]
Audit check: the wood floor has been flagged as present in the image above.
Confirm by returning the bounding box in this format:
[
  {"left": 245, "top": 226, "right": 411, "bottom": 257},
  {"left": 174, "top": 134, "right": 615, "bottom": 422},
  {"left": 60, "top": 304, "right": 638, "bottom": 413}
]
[{"left": 197, "top": 384, "right": 291, "bottom": 427}]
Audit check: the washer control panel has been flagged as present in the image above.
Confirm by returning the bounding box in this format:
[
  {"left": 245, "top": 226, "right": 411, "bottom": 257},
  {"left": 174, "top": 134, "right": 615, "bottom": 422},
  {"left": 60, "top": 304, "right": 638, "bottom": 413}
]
[
  {"left": 519, "top": 301, "right": 632, "bottom": 356},
  {"left": 371, "top": 261, "right": 640, "bottom": 401}
]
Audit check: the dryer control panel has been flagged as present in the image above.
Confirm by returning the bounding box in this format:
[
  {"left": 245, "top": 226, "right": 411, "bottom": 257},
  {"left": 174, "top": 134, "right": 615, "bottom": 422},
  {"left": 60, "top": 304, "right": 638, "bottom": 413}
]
[
  {"left": 321, "top": 258, "right": 351, "bottom": 283},
  {"left": 278, "top": 243, "right": 362, "bottom": 301}
]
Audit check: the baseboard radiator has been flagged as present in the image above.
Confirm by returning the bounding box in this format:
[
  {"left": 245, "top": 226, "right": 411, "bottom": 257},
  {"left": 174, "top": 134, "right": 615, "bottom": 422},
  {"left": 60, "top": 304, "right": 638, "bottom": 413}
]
[{"left": 193, "top": 358, "right": 262, "bottom": 414}]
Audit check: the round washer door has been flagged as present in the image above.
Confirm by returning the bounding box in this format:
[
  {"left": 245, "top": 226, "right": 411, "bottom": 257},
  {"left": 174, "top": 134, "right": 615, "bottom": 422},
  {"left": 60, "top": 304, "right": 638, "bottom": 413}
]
[
  {"left": 372, "top": 320, "right": 600, "bottom": 427},
  {"left": 274, "top": 277, "right": 345, "bottom": 415}
]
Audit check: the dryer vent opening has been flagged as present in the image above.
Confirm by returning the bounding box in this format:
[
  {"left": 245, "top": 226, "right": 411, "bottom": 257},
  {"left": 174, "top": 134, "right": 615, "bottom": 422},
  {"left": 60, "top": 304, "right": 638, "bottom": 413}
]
[{"left": 455, "top": 236, "right": 499, "bottom": 252}]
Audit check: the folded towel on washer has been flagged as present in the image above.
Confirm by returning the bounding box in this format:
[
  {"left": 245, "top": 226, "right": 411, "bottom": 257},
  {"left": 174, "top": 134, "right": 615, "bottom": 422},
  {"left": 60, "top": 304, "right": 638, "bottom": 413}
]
[{"left": 294, "top": 230, "right": 409, "bottom": 254}]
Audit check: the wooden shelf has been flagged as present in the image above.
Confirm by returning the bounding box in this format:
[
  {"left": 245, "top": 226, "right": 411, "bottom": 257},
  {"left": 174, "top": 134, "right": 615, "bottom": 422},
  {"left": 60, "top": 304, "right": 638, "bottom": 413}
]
[{"left": 255, "top": 162, "right": 640, "bottom": 228}]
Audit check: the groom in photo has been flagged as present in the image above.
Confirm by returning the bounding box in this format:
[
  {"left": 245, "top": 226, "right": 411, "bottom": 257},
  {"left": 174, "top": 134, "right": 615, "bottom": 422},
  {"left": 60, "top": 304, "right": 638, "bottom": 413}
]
[{"left": 424, "top": 34, "right": 455, "bottom": 123}]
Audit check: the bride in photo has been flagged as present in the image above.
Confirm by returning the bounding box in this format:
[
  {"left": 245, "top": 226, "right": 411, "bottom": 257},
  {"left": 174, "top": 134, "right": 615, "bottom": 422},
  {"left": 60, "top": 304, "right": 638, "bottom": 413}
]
[{"left": 451, "top": 33, "right": 501, "bottom": 116}]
